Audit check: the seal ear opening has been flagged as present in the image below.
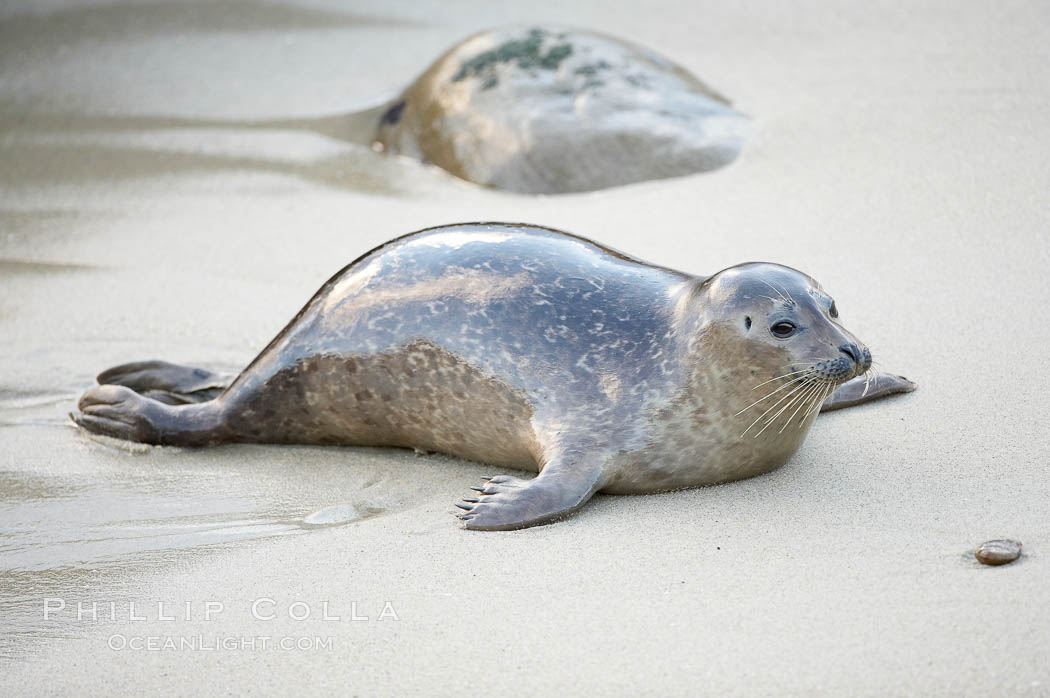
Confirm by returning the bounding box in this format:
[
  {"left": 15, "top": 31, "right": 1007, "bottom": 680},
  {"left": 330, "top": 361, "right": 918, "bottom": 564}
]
[
  {"left": 744, "top": 316, "right": 752, "bottom": 331},
  {"left": 379, "top": 99, "right": 406, "bottom": 126}
]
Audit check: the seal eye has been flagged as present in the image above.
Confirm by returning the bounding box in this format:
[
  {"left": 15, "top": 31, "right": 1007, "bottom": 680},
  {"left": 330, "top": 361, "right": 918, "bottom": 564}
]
[
  {"left": 770, "top": 321, "right": 796, "bottom": 338},
  {"left": 829, "top": 302, "right": 838, "bottom": 319}
]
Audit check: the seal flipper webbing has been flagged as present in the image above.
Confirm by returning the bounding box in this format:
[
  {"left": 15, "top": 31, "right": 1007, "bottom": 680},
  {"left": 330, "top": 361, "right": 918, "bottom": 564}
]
[
  {"left": 96, "top": 360, "right": 232, "bottom": 405},
  {"left": 820, "top": 372, "right": 916, "bottom": 413},
  {"left": 456, "top": 453, "right": 606, "bottom": 531}
]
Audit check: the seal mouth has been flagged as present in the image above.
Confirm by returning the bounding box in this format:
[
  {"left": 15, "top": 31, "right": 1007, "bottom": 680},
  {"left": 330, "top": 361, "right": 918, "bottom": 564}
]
[
  {"left": 814, "top": 344, "right": 872, "bottom": 383},
  {"left": 735, "top": 349, "right": 872, "bottom": 439}
]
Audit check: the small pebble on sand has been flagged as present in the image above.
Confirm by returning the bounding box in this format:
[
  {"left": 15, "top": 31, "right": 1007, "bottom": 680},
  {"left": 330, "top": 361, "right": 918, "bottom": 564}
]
[{"left": 975, "top": 539, "right": 1022, "bottom": 566}]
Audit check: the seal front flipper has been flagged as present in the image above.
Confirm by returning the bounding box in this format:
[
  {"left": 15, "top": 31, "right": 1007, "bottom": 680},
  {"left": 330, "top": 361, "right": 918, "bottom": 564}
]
[
  {"left": 820, "top": 372, "right": 916, "bottom": 413},
  {"left": 96, "top": 360, "right": 232, "bottom": 405},
  {"left": 456, "top": 457, "right": 606, "bottom": 531}
]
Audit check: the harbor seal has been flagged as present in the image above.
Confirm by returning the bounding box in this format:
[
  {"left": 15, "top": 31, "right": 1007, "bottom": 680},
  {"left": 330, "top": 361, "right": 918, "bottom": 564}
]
[
  {"left": 373, "top": 27, "right": 750, "bottom": 193},
  {"left": 72, "top": 223, "right": 914, "bottom": 530}
]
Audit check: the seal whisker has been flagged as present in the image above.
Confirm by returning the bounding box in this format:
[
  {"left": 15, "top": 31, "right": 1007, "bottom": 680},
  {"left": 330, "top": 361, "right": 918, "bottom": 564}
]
[
  {"left": 800, "top": 382, "right": 833, "bottom": 427},
  {"left": 794, "top": 380, "right": 827, "bottom": 424},
  {"left": 735, "top": 371, "right": 815, "bottom": 417},
  {"left": 809, "top": 380, "right": 833, "bottom": 420},
  {"left": 774, "top": 280, "right": 795, "bottom": 304},
  {"left": 780, "top": 380, "right": 825, "bottom": 433},
  {"left": 819, "top": 382, "right": 833, "bottom": 412},
  {"left": 815, "top": 382, "right": 834, "bottom": 417},
  {"left": 797, "top": 386, "right": 822, "bottom": 429},
  {"left": 755, "top": 380, "right": 817, "bottom": 438},
  {"left": 750, "top": 366, "right": 814, "bottom": 391},
  {"left": 741, "top": 389, "right": 806, "bottom": 437},
  {"left": 858, "top": 368, "right": 880, "bottom": 393},
  {"left": 740, "top": 379, "right": 813, "bottom": 437},
  {"left": 802, "top": 389, "right": 821, "bottom": 425},
  {"left": 759, "top": 279, "right": 789, "bottom": 303},
  {"left": 766, "top": 378, "right": 822, "bottom": 434},
  {"left": 738, "top": 376, "right": 811, "bottom": 415},
  {"left": 765, "top": 379, "right": 817, "bottom": 425}
]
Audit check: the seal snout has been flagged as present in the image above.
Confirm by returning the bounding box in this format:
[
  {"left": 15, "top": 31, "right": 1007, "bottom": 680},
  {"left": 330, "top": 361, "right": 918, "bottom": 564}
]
[
  {"left": 839, "top": 342, "right": 861, "bottom": 364},
  {"left": 814, "top": 344, "right": 872, "bottom": 383},
  {"left": 839, "top": 343, "right": 872, "bottom": 373}
]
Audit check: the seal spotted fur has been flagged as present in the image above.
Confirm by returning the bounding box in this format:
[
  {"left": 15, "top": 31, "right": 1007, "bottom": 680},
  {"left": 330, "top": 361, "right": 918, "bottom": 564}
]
[{"left": 72, "top": 223, "right": 914, "bottom": 530}]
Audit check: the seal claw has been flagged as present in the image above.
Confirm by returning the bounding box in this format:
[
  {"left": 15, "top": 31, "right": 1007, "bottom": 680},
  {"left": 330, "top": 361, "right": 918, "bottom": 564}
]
[{"left": 455, "top": 503, "right": 473, "bottom": 511}]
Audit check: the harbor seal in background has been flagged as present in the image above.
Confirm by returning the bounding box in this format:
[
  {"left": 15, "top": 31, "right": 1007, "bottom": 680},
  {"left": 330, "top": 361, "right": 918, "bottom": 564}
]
[
  {"left": 72, "top": 223, "right": 914, "bottom": 530},
  {"left": 373, "top": 27, "right": 750, "bottom": 193}
]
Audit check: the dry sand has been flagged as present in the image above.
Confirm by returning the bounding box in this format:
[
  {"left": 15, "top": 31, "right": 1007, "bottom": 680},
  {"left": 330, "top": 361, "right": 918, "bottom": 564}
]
[{"left": 1, "top": 0, "right": 1048, "bottom": 695}]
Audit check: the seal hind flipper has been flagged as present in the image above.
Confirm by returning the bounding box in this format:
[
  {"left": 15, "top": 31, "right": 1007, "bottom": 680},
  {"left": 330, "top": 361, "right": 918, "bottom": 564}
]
[
  {"left": 139, "top": 388, "right": 224, "bottom": 406},
  {"left": 96, "top": 360, "right": 231, "bottom": 404},
  {"left": 820, "top": 372, "right": 916, "bottom": 413},
  {"left": 457, "top": 459, "right": 605, "bottom": 531},
  {"left": 72, "top": 384, "right": 228, "bottom": 446}
]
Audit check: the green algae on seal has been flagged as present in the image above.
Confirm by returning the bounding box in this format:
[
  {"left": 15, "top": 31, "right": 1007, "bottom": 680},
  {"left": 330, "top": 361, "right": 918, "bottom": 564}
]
[
  {"left": 373, "top": 27, "right": 751, "bottom": 194},
  {"left": 71, "top": 223, "right": 915, "bottom": 531}
]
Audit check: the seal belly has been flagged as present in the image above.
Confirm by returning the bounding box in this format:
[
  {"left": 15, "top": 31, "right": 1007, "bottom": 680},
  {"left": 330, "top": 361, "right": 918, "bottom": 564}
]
[{"left": 222, "top": 340, "right": 540, "bottom": 469}]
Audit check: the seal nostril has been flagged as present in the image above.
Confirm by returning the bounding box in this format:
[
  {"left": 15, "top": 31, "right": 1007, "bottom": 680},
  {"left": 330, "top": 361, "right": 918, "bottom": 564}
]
[{"left": 839, "top": 343, "right": 860, "bottom": 364}]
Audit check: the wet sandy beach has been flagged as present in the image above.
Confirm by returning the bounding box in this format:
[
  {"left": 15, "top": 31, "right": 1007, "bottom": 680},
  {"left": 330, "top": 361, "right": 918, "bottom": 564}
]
[{"left": 2, "top": 0, "right": 1049, "bottom": 694}]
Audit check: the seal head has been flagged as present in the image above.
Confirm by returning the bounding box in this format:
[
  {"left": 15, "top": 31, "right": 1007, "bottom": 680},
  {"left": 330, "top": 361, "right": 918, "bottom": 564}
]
[
  {"left": 600, "top": 261, "right": 878, "bottom": 496},
  {"left": 705, "top": 262, "right": 871, "bottom": 382},
  {"left": 701, "top": 263, "right": 874, "bottom": 437}
]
